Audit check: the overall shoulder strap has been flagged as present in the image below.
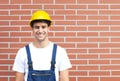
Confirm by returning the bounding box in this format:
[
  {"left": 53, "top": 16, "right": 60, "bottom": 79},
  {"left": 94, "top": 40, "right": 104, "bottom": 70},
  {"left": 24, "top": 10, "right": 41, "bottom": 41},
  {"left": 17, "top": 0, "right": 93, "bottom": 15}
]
[
  {"left": 51, "top": 44, "right": 57, "bottom": 71},
  {"left": 25, "top": 45, "right": 33, "bottom": 70}
]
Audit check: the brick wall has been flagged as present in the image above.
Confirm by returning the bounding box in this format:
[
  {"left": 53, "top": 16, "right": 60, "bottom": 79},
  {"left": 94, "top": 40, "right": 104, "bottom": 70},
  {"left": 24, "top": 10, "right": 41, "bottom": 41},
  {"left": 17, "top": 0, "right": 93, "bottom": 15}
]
[{"left": 0, "top": 0, "right": 120, "bottom": 81}]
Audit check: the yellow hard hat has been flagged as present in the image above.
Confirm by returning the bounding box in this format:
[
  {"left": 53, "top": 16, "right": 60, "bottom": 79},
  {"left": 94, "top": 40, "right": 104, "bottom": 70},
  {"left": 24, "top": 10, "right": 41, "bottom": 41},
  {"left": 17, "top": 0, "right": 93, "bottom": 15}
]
[{"left": 30, "top": 10, "right": 52, "bottom": 26}]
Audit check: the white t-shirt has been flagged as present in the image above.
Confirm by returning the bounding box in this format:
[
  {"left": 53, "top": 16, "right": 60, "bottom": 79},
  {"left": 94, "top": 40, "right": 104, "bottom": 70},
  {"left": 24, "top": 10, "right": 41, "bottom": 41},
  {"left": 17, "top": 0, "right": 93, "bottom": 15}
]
[{"left": 12, "top": 42, "right": 72, "bottom": 81}]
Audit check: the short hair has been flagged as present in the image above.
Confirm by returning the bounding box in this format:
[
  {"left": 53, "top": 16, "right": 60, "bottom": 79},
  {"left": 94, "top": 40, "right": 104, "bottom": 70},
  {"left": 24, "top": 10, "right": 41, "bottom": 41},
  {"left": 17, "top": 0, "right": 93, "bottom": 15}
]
[{"left": 30, "top": 19, "right": 51, "bottom": 28}]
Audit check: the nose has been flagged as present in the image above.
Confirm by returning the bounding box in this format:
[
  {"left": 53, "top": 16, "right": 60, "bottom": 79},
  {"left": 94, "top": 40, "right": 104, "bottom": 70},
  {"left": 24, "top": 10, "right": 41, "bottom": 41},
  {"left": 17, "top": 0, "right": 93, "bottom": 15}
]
[{"left": 37, "top": 26, "right": 43, "bottom": 32}]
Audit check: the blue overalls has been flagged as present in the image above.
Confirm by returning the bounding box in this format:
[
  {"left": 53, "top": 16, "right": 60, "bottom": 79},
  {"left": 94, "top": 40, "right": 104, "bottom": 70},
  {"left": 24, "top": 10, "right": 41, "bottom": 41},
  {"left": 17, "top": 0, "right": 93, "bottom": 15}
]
[{"left": 25, "top": 44, "right": 57, "bottom": 81}]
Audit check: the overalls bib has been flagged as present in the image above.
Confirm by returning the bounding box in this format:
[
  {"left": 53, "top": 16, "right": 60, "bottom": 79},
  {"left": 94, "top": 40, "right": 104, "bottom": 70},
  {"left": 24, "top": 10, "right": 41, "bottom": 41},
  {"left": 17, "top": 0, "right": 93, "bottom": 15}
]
[{"left": 25, "top": 44, "right": 57, "bottom": 81}]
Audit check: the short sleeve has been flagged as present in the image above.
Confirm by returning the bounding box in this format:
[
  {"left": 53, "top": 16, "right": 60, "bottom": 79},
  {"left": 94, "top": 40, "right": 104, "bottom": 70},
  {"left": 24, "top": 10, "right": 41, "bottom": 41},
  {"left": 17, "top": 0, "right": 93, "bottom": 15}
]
[
  {"left": 57, "top": 47, "right": 72, "bottom": 71},
  {"left": 12, "top": 47, "right": 26, "bottom": 73}
]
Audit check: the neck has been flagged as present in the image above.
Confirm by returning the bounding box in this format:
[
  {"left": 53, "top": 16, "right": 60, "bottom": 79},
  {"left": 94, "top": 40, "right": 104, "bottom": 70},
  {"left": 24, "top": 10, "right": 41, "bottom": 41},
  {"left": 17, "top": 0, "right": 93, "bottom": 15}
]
[{"left": 33, "top": 39, "right": 50, "bottom": 48}]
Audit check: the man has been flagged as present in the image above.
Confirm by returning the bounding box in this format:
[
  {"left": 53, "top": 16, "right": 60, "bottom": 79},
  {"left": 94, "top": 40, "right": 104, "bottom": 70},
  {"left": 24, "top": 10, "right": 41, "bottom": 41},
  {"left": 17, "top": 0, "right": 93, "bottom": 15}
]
[{"left": 12, "top": 10, "right": 72, "bottom": 81}]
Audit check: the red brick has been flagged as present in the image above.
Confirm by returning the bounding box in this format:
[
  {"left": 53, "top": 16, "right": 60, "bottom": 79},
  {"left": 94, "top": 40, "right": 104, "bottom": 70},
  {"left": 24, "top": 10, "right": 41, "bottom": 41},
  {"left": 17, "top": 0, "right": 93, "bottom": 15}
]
[
  {"left": 0, "top": 27, "right": 20, "bottom": 31},
  {"left": 77, "top": 43, "right": 98, "bottom": 48},
  {"left": 89, "top": 60, "right": 109, "bottom": 64},
  {"left": 78, "top": 54, "right": 98, "bottom": 59},
  {"left": 0, "top": 21, "right": 9, "bottom": 25},
  {"left": 0, "top": 54, "right": 8, "bottom": 59},
  {"left": 89, "top": 71, "right": 110, "bottom": 76},
  {"left": 111, "top": 38, "right": 120, "bottom": 42},
  {"left": 0, "top": 5, "right": 20, "bottom": 9},
  {"left": 10, "top": 21, "right": 29, "bottom": 25},
  {"left": 78, "top": 77, "right": 98, "bottom": 81},
  {"left": 100, "top": 66, "right": 120, "bottom": 70},
  {"left": 66, "top": 38, "right": 86, "bottom": 42},
  {"left": 112, "top": 71, "right": 120, "bottom": 75},
  {"left": 0, "top": 60, "right": 14, "bottom": 64},
  {"left": 21, "top": 38, "right": 34, "bottom": 42},
  {"left": 100, "top": 54, "right": 120, "bottom": 58},
  {"left": 88, "top": 38, "right": 109, "bottom": 42},
  {"left": 100, "top": 32, "right": 120, "bottom": 36},
  {"left": 50, "top": 26, "right": 64, "bottom": 31},
  {"left": 100, "top": 21, "right": 120, "bottom": 25},
  {"left": 88, "top": 16, "right": 108, "bottom": 20},
  {"left": 0, "top": 32, "right": 9, "bottom": 36},
  {"left": 10, "top": 32, "right": 31, "bottom": 36},
  {"left": 66, "top": 16, "right": 86, "bottom": 20},
  {"left": 67, "top": 49, "right": 87, "bottom": 53},
  {"left": 100, "top": 0, "right": 120, "bottom": 4},
  {"left": 0, "top": 38, "right": 19, "bottom": 42},
  {"left": 0, "top": 43, "right": 8, "bottom": 48},
  {"left": 71, "top": 60, "right": 87, "bottom": 64},
  {"left": 88, "top": 5, "right": 108, "bottom": 9},
  {"left": 78, "top": 0, "right": 98, "bottom": 3},
  {"left": 78, "top": 66, "right": 98, "bottom": 70},
  {"left": 55, "top": 32, "right": 76, "bottom": 36},
  {"left": 111, "top": 5, "right": 120, "bottom": 9},
  {"left": 21, "top": 16, "right": 30, "bottom": 20},
  {"left": 49, "top": 38, "right": 64, "bottom": 42},
  {"left": 33, "top": 0, "right": 53, "bottom": 4},
  {"left": 51, "top": 16, "right": 64, "bottom": 20},
  {"left": 0, "top": 16, "right": 19, "bottom": 20},
  {"left": 111, "top": 60, "right": 120, "bottom": 64},
  {"left": 89, "top": 49, "right": 109, "bottom": 53},
  {"left": 21, "top": 26, "right": 32, "bottom": 31},
  {"left": 77, "top": 10, "right": 98, "bottom": 15},
  {"left": 10, "top": 10, "right": 31, "bottom": 15},
  {"left": 100, "top": 43, "right": 120, "bottom": 48},
  {"left": 101, "top": 77, "right": 120, "bottom": 81},
  {"left": 69, "top": 77, "right": 76, "bottom": 81},
  {"left": 0, "top": 0, "right": 9, "bottom": 4},
  {"left": 100, "top": 10, "right": 120, "bottom": 14},
  {"left": 70, "top": 66, "right": 77, "bottom": 71},
  {"left": 110, "top": 16, "right": 120, "bottom": 20},
  {"left": 49, "top": 32, "right": 54, "bottom": 36},
  {"left": 55, "top": 10, "right": 75, "bottom": 15},
  {"left": 77, "top": 21, "right": 98, "bottom": 25},
  {"left": 66, "top": 26, "right": 87, "bottom": 31},
  {"left": 0, "top": 77, "right": 8, "bottom": 81},
  {"left": 110, "top": 26, "right": 120, "bottom": 31},
  {"left": 21, "top": 5, "right": 42, "bottom": 9},
  {"left": 0, "top": 11, "right": 8, "bottom": 15},
  {"left": 10, "top": 43, "right": 26, "bottom": 48},
  {"left": 9, "top": 54, "right": 16, "bottom": 59},
  {"left": 10, "top": 77, "right": 15, "bottom": 81},
  {"left": 68, "top": 54, "right": 76, "bottom": 59},
  {"left": 111, "top": 49, "right": 120, "bottom": 53},
  {"left": 70, "top": 71, "right": 87, "bottom": 76},
  {"left": 0, "top": 71, "right": 15, "bottom": 76},
  {"left": 11, "top": 0, "right": 31, "bottom": 4},
  {"left": 77, "top": 32, "right": 98, "bottom": 36},
  {"left": 58, "top": 43, "right": 75, "bottom": 48},
  {"left": 44, "top": 5, "right": 64, "bottom": 9},
  {"left": 0, "top": 49, "right": 18, "bottom": 53},
  {"left": 66, "top": 5, "right": 86, "bottom": 9},
  {"left": 57, "top": 21, "right": 76, "bottom": 25},
  {"left": 0, "top": 66, "right": 8, "bottom": 70},
  {"left": 88, "top": 26, "right": 109, "bottom": 31},
  {"left": 55, "top": 0, "right": 76, "bottom": 4}
]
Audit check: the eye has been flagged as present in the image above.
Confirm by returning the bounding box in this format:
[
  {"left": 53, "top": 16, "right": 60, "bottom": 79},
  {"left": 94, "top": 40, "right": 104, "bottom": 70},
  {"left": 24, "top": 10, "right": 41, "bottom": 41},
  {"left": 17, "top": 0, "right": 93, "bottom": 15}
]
[
  {"left": 34, "top": 26, "right": 39, "bottom": 29},
  {"left": 42, "top": 26, "right": 46, "bottom": 29}
]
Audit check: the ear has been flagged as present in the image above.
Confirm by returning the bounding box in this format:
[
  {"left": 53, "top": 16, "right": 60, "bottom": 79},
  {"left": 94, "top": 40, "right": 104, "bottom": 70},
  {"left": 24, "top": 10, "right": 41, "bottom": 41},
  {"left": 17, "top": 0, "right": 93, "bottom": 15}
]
[{"left": 48, "top": 26, "right": 51, "bottom": 31}]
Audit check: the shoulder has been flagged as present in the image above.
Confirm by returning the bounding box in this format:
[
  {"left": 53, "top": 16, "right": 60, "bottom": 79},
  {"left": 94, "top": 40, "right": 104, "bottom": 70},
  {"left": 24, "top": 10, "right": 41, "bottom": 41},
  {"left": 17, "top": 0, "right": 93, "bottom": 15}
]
[
  {"left": 16, "top": 43, "right": 31, "bottom": 59},
  {"left": 52, "top": 42, "right": 66, "bottom": 52}
]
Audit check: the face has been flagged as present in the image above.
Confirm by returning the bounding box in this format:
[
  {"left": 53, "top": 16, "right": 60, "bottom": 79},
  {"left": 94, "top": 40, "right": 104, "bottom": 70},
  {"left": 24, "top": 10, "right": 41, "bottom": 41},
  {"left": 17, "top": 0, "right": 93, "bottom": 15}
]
[{"left": 32, "top": 22, "right": 50, "bottom": 42}]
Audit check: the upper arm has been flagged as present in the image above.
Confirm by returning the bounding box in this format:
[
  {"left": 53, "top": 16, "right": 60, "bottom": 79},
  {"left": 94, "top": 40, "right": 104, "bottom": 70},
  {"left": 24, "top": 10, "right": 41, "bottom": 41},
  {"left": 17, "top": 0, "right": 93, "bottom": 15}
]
[
  {"left": 15, "top": 72, "right": 24, "bottom": 81},
  {"left": 60, "top": 70, "right": 69, "bottom": 81}
]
